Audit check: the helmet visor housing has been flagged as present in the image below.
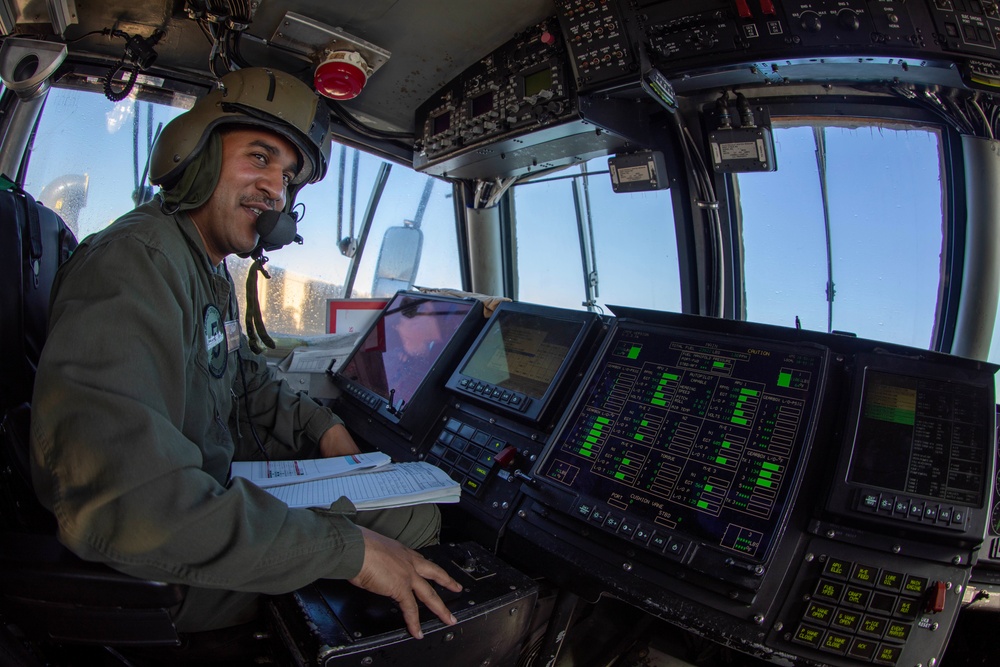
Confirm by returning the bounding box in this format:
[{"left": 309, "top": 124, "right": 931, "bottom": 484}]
[{"left": 150, "top": 68, "right": 331, "bottom": 200}]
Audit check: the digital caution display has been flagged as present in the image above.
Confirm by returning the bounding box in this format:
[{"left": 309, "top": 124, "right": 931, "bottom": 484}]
[{"left": 541, "top": 321, "right": 826, "bottom": 562}]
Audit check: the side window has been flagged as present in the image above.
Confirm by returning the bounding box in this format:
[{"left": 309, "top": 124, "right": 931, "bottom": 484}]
[
  {"left": 352, "top": 169, "right": 461, "bottom": 298},
  {"left": 735, "top": 122, "right": 945, "bottom": 349},
  {"left": 23, "top": 88, "right": 185, "bottom": 238},
  {"left": 511, "top": 157, "right": 681, "bottom": 313}
]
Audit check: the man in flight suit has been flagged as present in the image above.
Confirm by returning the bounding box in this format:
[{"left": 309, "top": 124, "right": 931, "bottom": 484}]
[{"left": 30, "top": 67, "right": 460, "bottom": 641}]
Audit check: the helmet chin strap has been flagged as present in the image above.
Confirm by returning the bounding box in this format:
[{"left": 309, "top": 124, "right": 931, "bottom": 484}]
[{"left": 243, "top": 209, "right": 304, "bottom": 353}]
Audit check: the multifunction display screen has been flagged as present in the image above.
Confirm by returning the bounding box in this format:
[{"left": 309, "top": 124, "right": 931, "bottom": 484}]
[
  {"left": 340, "top": 294, "right": 476, "bottom": 413},
  {"left": 539, "top": 321, "right": 827, "bottom": 563},
  {"left": 848, "top": 369, "right": 991, "bottom": 506},
  {"left": 458, "top": 309, "right": 583, "bottom": 400}
]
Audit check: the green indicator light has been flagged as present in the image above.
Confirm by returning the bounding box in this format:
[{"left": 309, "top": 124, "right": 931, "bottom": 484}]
[
  {"left": 633, "top": 434, "right": 644, "bottom": 442},
  {"left": 622, "top": 458, "right": 631, "bottom": 466},
  {"left": 716, "top": 457, "right": 728, "bottom": 465},
  {"left": 760, "top": 470, "right": 773, "bottom": 479},
  {"left": 756, "top": 478, "right": 773, "bottom": 488},
  {"left": 664, "top": 373, "right": 679, "bottom": 381},
  {"left": 640, "top": 420, "right": 649, "bottom": 427},
  {"left": 627, "top": 346, "right": 641, "bottom": 360},
  {"left": 722, "top": 441, "right": 731, "bottom": 449},
  {"left": 740, "top": 388, "right": 760, "bottom": 396},
  {"left": 778, "top": 372, "right": 792, "bottom": 388},
  {"left": 615, "top": 472, "right": 626, "bottom": 480},
  {"left": 704, "top": 484, "right": 714, "bottom": 493},
  {"left": 651, "top": 399, "right": 667, "bottom": 407},
  {"left": 731, "top": 417, "right": 748, "bottom": 425},
  {"left": 762, "top": 462, "right": 781, "bottom": 472},
  {"left": 697, "top": 500, "right": 710, "bottom": 509},
  {"left": 596, "top": 417, "right": 611, "bottom": 425},
  {"left": 865, "top": 405, "right": 916, "bottom": 426},
  {"left": 713, "top": 360, "right": 726, "bottom": 368}
]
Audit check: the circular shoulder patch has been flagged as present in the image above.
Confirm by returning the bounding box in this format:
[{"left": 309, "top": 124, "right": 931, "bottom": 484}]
[{"left": 203, "top": 304, "right": 228, "bottom": 378}]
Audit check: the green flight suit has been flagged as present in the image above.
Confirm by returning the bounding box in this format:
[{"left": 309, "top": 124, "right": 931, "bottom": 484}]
[{"left": 30, "top": 200, "right": 439, "bottom": 632}]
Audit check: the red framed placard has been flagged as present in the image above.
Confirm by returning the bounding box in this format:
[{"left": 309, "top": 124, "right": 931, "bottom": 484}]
[{"left": 326, "top": 298, "right": 388, "bottom": 334}]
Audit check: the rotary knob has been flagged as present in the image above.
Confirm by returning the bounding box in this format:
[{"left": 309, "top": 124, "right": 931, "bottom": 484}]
[
  {"left": 800, "top": 10, "right": 822, "bottom": 33},
  {"left": 838, "top": 8, "right": 861, "bottom": 31}
]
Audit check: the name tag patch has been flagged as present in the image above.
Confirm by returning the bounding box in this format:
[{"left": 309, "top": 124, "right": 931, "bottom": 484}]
[{"left": 204, "top": 304, "right": 228, "bottom": 378}]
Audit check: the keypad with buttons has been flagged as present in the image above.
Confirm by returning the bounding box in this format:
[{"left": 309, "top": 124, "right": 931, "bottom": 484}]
[
  {"left": 425, "top": 417, "right": 505, "bottom": 498},
  {"left": 791, "top": 555, "right": 933, "bottom": 665}
]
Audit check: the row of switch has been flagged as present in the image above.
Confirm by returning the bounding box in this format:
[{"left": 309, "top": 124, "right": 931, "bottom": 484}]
[
  {"left": 575, "top": 500, "right": 692, "bottom": 561},
  {"left": 856, "top": 489, "right": 968, "bottom": 531}
]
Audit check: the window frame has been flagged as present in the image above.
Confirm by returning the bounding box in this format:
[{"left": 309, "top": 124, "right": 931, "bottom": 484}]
[{"left": 719, "top": 97, "right": 961, "bottom": 352}]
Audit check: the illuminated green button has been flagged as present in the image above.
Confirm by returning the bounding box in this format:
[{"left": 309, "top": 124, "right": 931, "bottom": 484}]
[
  {"left": 805, "top": 602, "right": 834, "bottom": 625},
  {"left": 821, "top": 631, "right": 850, "bottom": 654},
  {"left": 848, "top": 638, "right": 878, "bottom": 661},
  {"left": 894, "top": 598, "right": 917, "bottom": 619},
  {"left": 793, "top": 624, "right": 823, "bottom": 647},
  {"left": 822, "top": 558, "right": 852, "bottom": 579},
  {"left": 833, "top": 610, "right": 861, "bottom": 631},
  {"left": 884, "top": 621, "right": 911, "bottom": 642},
  {"left": 859, "top": 615, "right": 887, "bottom": 638},
  {"left": 903, "top": 575, "right": 927, "bottom": 596},
  {"left": 875, "top": 645, "right": 902, "bottom": 664},
  {"left": 878, "top": 570, "right": 904, "bottom": 591}
]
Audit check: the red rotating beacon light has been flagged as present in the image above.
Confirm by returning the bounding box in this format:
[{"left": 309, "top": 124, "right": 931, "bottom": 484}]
[{"left": 314, "top": 51, "right": 372, "bottom": 100}]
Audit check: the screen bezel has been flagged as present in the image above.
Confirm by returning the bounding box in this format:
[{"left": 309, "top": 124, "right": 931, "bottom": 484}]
[
  {"left": 445, "top": 302, "right": 599, "bottom": 425},
  {"left": 336, "top": 291, "right": 483, "bottom": 431},
  {"left": 831, "top": 353, "right": 995, "bottom": 521},
  {"left": 529, "top": 318, "right": 830, "bottom": 567}
]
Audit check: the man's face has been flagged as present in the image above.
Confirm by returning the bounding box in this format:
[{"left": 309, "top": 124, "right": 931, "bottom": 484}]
[{"left": 188, "top": 127, "right": 301, "bottom": 265}]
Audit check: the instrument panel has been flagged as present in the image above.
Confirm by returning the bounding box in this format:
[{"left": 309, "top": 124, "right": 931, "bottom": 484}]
[{"left": 332, "top": 297, "right": 996, "bottom": 667}]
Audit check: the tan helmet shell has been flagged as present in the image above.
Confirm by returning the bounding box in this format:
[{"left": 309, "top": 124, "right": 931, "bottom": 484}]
[{"left": 150, "top": 67, "right": 331, "bottom": 191}]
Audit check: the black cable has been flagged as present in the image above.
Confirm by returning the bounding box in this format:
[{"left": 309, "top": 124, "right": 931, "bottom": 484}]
[{"left": 237, "top": 349, "right": 270, "bottom": 461}]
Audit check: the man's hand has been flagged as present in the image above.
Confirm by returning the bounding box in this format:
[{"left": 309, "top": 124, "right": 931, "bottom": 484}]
[
  {"left": 349, "top": 527, "right": 463, "bottom": 639},
  {"left": 318, "top": 423, "right": 361, "bottom": 457}
]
